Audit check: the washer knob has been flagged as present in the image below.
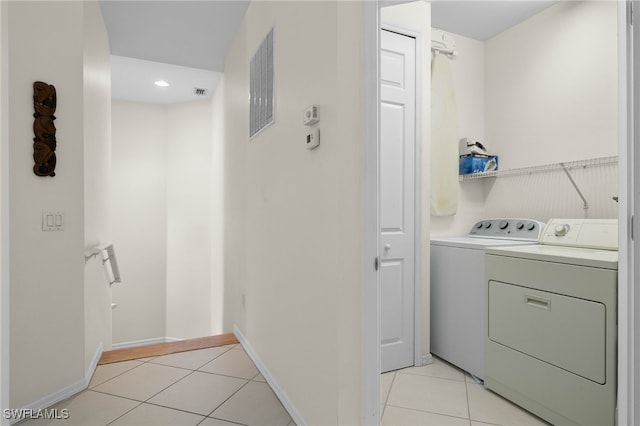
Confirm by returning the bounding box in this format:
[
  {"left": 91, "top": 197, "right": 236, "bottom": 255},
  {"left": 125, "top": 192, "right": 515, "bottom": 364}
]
[
  {"left": 476, "top": 223, "right": 483, "bottom": 229},
  {"left": 516, "top": 222, "right": 525, "bottom": 230},
  {"left": 527, "top": 223, "right": 536, "bottom": 231},
  {"left": 499, "top": 220, "right": 509, "bottom": 230},
  {"left": 484, "top": 222, "right": 492, "bottom": 229},
  {"left": 554, "top": 224, "right": 570, "bottom": 237}
]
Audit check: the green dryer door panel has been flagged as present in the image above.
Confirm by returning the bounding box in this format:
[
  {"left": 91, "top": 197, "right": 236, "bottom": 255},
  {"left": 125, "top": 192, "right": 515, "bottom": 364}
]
[{"left": 488, "top": 280, "right": 606, "bottom": 384}]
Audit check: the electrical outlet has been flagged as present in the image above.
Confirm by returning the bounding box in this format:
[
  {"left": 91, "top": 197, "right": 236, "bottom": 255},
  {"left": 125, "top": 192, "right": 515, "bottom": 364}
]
[{"left": 242, "top": 294, "right": 246, "bottom": 309}]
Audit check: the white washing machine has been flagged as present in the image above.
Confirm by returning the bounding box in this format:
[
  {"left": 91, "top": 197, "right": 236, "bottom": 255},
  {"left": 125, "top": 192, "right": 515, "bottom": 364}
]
[
  {"left": 430, "top": 218, "right": 545, "bottom": 380},
  {"left": 484, "top": 218, "right": 618, "bottom": 426}
]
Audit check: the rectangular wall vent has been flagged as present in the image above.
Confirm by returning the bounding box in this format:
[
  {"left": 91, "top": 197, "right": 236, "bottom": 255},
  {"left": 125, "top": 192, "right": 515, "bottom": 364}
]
[
  {"left": 194, "top": 87, "right": 208, "bottom": 96},
  {"left": 250, "top": 28, "right": 274, "bottom": 138}
]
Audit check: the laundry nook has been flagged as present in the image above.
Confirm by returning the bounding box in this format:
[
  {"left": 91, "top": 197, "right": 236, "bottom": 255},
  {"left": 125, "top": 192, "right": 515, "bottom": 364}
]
[{"left": 380, "top": 0, "right": 630, "bottom": 425}]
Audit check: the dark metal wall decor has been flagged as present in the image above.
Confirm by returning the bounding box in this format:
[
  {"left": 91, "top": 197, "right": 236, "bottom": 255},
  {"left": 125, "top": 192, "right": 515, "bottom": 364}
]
[{"left": 32, "top": 81, "right": 57, "bottom": 177}]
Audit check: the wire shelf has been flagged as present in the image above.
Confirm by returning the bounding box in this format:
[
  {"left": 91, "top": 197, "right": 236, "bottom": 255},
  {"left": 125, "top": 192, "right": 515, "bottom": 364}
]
[{"left": 459, "top": 155, "right": 618, "bottom": 181}]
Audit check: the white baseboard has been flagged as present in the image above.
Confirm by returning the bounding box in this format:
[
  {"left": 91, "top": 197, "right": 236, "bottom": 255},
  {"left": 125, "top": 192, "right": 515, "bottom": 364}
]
[
  {"left": 10, "top": 343, "right": 103, "bottom": 425},
  {"left": 111, "top": 336, "right": 182, "bottom": 350},
  {"left": 86, "top": 342, "right": 104, "bottom": 384},
  {"left": 419, "top": 353, "right": 433, "bottom": 366},
  {"left": 233, "top": 325, "right": 305, "bottom": 426}
]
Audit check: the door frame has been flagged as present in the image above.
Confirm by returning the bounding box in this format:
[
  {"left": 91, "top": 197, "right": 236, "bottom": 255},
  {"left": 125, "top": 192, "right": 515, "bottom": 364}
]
[
  {"left": 618, "top": 2, "right": 638, "bottom": 425},
  {"left": 380, "top": 23, "right": 425, "bottom": 370},
  {"left": 363, "top": 2, "right": 426, "bottom": 422},
  {"left": 631, "top": 1, "right": 640, "bottom": 421},
  {"left": 363, "top": 1, "right": 380, "bottom": 424}
]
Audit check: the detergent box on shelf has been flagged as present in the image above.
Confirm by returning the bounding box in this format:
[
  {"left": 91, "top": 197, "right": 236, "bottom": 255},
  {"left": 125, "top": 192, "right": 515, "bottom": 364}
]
[{"left": 459, "top": 155, "right": 498, "bottom": 175}]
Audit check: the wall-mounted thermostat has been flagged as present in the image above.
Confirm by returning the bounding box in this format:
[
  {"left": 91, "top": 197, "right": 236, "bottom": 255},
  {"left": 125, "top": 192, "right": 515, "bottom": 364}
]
[
  {"left": 306, "top": 128, "right": 320, "bottom": 150},
  {"left": 303, "top": 105, "right": 319, "bottom": 126}
]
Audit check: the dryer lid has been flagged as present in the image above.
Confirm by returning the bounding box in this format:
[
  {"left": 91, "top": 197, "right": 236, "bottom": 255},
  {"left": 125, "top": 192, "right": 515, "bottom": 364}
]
[
  {"left": 541, "top": 219, "right": 618, "bottom": 250},
  {"left": 486, "top": 244, "right": 618, "bottom": 269}
]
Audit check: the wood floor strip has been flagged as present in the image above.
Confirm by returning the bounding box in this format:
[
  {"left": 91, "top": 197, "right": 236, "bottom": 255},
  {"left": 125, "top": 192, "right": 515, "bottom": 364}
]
[{"left": 98, "top": 333, "right": 239, "bottom": 365}]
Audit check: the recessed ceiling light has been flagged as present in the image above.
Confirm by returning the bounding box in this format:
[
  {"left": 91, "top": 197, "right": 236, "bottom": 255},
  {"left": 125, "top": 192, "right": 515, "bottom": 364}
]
[{"left": 154, "top": 80, "right": 169, "bottom": 87}]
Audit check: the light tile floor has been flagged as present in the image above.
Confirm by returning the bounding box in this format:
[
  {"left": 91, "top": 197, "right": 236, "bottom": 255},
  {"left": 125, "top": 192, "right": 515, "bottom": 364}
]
[
  {"left": 21, "top": 344, "right": 294, "bottom": 426},
  {"left": 381, "top": 357, "right": 550, "bottom": 426},
  {"left": 20, "top": 346, "right": 548, "bottom": 426}
]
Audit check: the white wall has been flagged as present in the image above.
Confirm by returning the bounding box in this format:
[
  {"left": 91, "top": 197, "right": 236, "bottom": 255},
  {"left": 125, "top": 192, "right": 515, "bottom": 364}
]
[
  {"left": 221, "top": 2, "right": 366, "bottom": 424},
  {"left": 431, "top": 0, "right": 618, "bottom": 238},
  {"left": 111, "top": 101, "right": 168, "bottom": 344},
  {"left": 83, "top": 1, "right": 112, "bottom": 368},
  {"left": 482, "top": 0, "right": 618, "bottom": 222},
  {"left": 111, "top": 98, "right": 225, "bottom": 344},
  {"left": 380, "top": 0, "right": 433, "bottom": 359},
  {"left": 8, "top": 1, "right": 85, "bottom": 409},
  {"left": 485, "top": 1, "right": 617, "bottom": 169},
  {"left": 166, "top": 100, "right": 217, "bottom": 339}
]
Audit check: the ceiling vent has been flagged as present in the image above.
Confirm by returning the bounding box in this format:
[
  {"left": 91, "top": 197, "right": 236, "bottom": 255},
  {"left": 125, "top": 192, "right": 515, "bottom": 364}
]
[{"left": 194, "top": 87, "right": 208, "bottom": 96}]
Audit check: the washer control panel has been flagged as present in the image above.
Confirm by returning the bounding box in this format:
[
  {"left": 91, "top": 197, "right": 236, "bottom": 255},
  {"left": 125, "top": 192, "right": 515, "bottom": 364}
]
[
  {"left": 468, "top": 218, "right": 545, "bottom": 241},
  {"left": 541, "top": 219, "right": 618, "bottom": 250}
]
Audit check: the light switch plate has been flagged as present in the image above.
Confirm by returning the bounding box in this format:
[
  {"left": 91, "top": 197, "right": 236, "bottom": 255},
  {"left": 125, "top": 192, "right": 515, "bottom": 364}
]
[{"left": 42, "top": 210, "right": 64, "bottom": 231}]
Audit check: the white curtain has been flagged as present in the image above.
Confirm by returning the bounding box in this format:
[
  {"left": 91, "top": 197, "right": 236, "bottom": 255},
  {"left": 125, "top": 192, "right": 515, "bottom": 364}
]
[{"left": 431, "top": 52, "right": 459, "bottom": 216}]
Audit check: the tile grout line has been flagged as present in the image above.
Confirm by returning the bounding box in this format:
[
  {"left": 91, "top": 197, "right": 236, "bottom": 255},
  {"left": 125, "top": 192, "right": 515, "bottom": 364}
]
[
  {"left": 199, "top": 351, "right": 284, "bottom": 422},
  {"left": 97, "top": 345, "right": 238, "bottom": 405},
  {"left": 139, "top": 368, "right": 197, "bottom": 404},
  {"left": 88, "top": 388, "right": 146, "bottom": 404},
  {"left": 52, "top": 347, "right": 285, "bottom": 426},
  {"left": 381, "top": 372, "right": 397, "bottom": 420},
  {"left": 78, "top": 389, "right": 144, "bottom": 426},
  {"left": 103, "top": 400, "right": 145, "bottom": 426},
  {"left": 464, "top": 374, "right": 472, "bottom": 426},
  {"left": 98, "top": 348, "right": 263, "bottom": 423},
  {"left": 203, "top": 376, "right": 253, "bottom": 419},
  {"left": 95, "top": 372, "right": 250, "bottom": 424},
  {"left": 395, "top": 370, "right": 468, "bottom": 384},
  {"left": 198, "top": 415, "right": 250, "bottom": 426},
  {"left": 92, "top": 353, "right": 221, "bottom": 393},
  {"left": 145, "top": 346, "right": 258, "bottom": 421},
  {"left": 89, "top": 360, "right": 147, "bottom": 389},
  {"left": 141, "top": 399, "right": 222, "bottom": 421},
  {"left": 209, "top": 418, "right": 250, "bottom": 426},
  {"left": 94, "top": 367, "right": 200, "bottom": 417},
  {"left": 195, "top": 370, "right": 259, "bottom": 381},
  {"left": 385, "top": 403, "right": 476, "bottom": 423},
  {"left": 95, "top": 358, "right": 245, "bottom": 423},
  {"left": 142, "top": 373, "right": 264, "bottom": 418},
  {"left": 147, "top": 345, "right": 234, "bottom": 372}
]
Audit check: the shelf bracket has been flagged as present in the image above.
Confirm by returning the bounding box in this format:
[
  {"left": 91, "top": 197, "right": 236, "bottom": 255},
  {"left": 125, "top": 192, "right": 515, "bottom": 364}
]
[{"left": 560, "top": 162, "right": 589, "bottom": 210}]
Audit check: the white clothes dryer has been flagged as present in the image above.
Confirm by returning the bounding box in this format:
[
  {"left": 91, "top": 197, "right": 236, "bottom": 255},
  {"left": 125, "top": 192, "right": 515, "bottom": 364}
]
[
  {"left": 430, "top": 218, "right": 545, "bottom": 380},
  {"left": 484, "top": 219, "right": 618, "bottom": 426}
]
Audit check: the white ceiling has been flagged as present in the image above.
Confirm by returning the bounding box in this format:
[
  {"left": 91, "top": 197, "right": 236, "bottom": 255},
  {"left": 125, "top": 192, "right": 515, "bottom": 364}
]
[
  {"left": 101, "top": 0, "right": 558, "bottom": 104},
  {"left": 99, "top": 1, "right": 249, "bottom": 71},
  {"left": 110, "top": 56, "right": 221, "bottom": 104},
  {"left": 431, "top": 1, "right": 558, "bottom": 41},
  {"left": 99, "top": 0, "right": 249, "bottom": 104}
]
